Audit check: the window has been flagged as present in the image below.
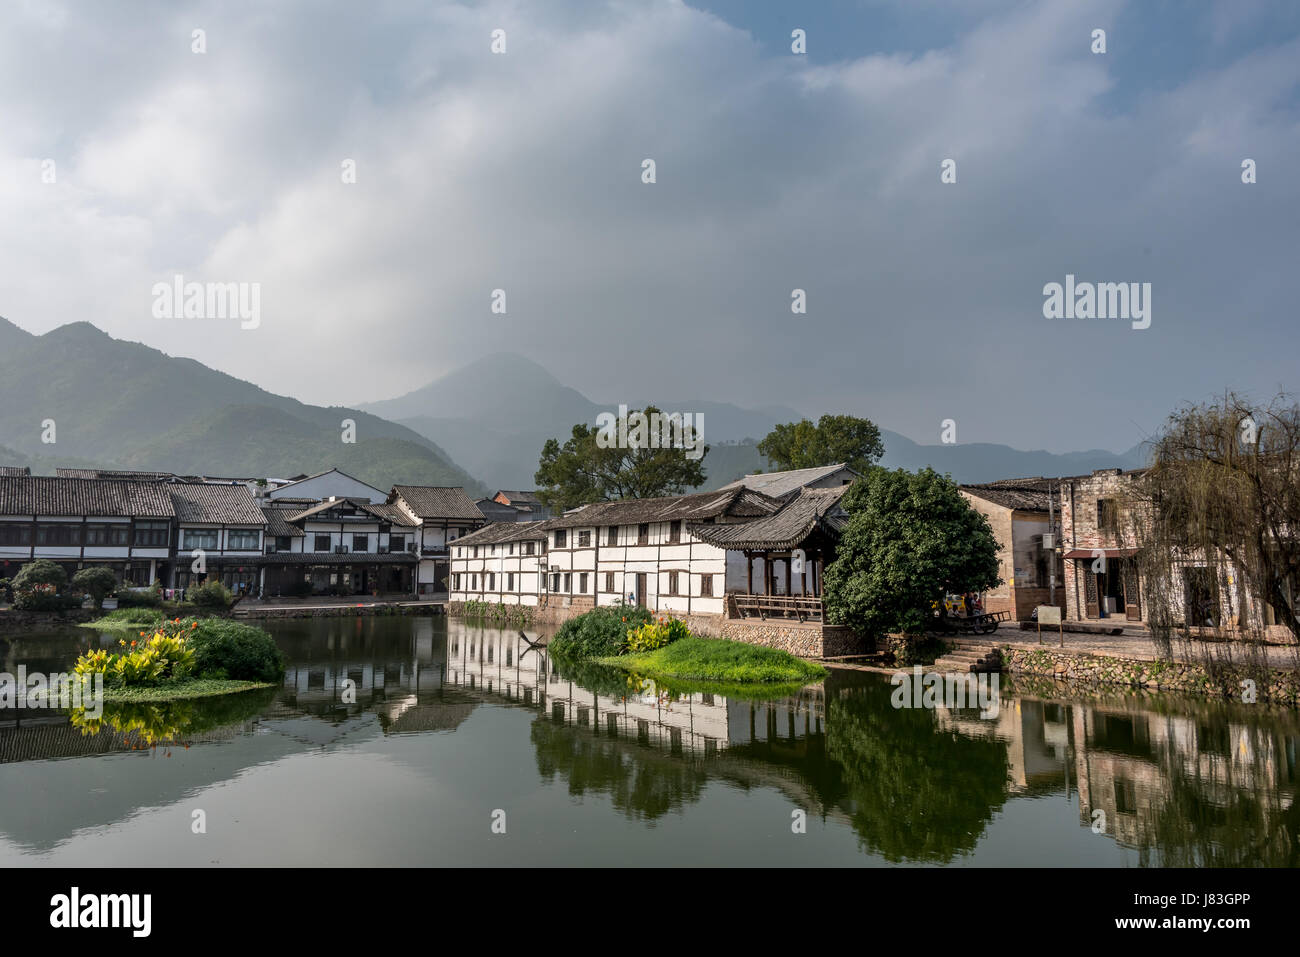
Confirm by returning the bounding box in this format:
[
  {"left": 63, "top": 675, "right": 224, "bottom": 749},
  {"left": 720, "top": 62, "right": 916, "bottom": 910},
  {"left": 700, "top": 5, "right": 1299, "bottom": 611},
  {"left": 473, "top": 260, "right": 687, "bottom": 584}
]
[
  {"left": 84, "top": 523, "right": 129, "bottom": 546},
  {"left": 551, "top": 573, "right": 561, "bottom": 592},
  {"left": 509, "top": 543, "right": 514, "bottom": 555},
  {"left": 523, "top": 541, "right": 535, "bottom": 555},
  {"left": 453, "top": 574, "right": 461, "bottom": 590},
  {"left": 352, "top": 533, "right": 369, "bottom": 552},
  {"left": 473, "top": 546, "right": 479, "bottom": 558},
  {"left": 489, "top": 573, "right": 496, "bottom": 591},
  {"left": 183, "top": 529, "right": 219, "bottom": 550},
  {"left": 563, "top": 572, "right": 571, "bottom": 593},
  {"left": 579, "top": 572, "right": 589, "bottom": 594},
  {"left": 605, "top": 571, "right": 615, "bottom": 593},
  {"left": 668, "top": 571, "right": 679, "bottom": 595},
  {"left": 132, "top": 521, "right": 170, "bottom": 548},
  {"left": 1098, "top": 498, "right": 1119, "bottom": 533},
  {"left": 701, "top": 574, "right": 714, "bottom": 597},
  {"left": 554, "top": 529, "right": 567, "bottom": 548},
  {"left": 314, "top": 534, "right": 332, "bottom": 552},
  {"left": 507, "top": 572, "right": 514, "bottom": 591},
  {"left": 607, "top": 526, "right": 618, "bottom": 546},
  {"left": 668, "top": 520, "right": 681, "bottom": 543},
  {"left": 275, "top": 536, "right": 292, "bottom": 551},
  {"left": 0, "top": 524, "right": 31, "bottom": 546},
  {"left": 577, "top": 530, "right": 591, "bottom": 547},
  {"left": 389, "top": 534, "right": 405, "bottom": 551},
  {"left": 229, "top": 530, "right": 260, "bottom": 550},
  {"left": 637, "top": 523, "right": 649, "bottom": 545}
]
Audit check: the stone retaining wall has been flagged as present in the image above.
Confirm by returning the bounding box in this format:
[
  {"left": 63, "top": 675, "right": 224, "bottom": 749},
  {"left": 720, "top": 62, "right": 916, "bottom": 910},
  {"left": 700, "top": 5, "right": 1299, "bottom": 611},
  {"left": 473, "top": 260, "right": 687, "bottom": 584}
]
[
  {"left": 241, "top": 603, "right": 443, "bottom": 621},
  {"left": 0, "top": 608, "right": 98, "bottom": 631},
  {"left": 1003, "top": 644, "right": 1300, "bottom": 705}
]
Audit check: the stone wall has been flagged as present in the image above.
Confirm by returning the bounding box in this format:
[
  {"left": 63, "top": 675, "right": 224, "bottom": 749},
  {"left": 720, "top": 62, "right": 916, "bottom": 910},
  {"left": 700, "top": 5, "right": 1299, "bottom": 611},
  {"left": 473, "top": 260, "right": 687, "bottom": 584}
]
[
  {"left": 243, "top": 603, "right": 443, "bottom": 621},
  {"left": 1003, "top": 644, "right": 1300, "bottom": 706},
  {"left": 0, "top": 608, "right": 99, "bottom": 631}
]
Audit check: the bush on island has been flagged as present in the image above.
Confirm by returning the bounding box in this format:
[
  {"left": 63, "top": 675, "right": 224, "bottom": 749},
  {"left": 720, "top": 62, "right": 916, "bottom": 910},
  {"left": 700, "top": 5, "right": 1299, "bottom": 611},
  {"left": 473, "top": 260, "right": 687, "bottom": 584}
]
[{"left": 548, "top": 604, "right": 654, "bottom": 658}]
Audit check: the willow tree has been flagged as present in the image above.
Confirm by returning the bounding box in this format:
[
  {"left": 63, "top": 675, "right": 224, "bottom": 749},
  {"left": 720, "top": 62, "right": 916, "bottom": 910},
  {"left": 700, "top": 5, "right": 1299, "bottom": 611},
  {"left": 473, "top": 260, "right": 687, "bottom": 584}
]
[{"left": 1128, "top": 393, "right": 1300, "bottom": 661}]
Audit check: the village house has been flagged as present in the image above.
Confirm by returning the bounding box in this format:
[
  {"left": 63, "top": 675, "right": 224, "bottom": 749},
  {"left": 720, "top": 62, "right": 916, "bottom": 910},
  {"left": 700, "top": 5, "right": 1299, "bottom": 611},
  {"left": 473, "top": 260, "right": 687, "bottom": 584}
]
[
  {"left": 166, "top": 481, "right": 267, "bottom": 594},
  {"left": 489, "top": 490, "right": 553, "bottom": 521},
  {"left": 387, "top": 485, "right": 485, "bottom": 595},
  {"left": 960, "top": 478, "right": 1065, "bottom": 620},
  {"left": 266, "top": 468, "right": 386, "bottom": 504},
  {"left": 259, "top": 497, "right": 419, "bottom": 597},
  {"left": 0, "top": 474, "right": 176, "bottom": 587}
]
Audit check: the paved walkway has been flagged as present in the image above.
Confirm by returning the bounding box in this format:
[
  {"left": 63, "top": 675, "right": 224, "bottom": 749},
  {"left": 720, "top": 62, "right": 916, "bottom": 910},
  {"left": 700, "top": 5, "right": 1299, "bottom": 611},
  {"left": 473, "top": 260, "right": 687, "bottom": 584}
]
[
  {"left": 233, "top": 595, "right": 446, "bottom": 615},
  {"left": 979, "top": 626, "right": 1300, "bottom": 670}
]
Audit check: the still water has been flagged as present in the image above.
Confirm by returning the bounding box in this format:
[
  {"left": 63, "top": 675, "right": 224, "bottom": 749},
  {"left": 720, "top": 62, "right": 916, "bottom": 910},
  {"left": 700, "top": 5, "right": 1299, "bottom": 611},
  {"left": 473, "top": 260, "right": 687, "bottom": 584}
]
[{"left": 1, "top": 615, "right": 1297, "bottom": 866}]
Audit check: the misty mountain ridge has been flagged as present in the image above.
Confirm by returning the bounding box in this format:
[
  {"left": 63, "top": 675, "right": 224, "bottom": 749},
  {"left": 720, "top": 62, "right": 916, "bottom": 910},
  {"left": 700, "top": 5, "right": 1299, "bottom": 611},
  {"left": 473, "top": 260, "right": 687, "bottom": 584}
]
[{"left": 359, "top": 350, "right": 1147, "bottom": 488}]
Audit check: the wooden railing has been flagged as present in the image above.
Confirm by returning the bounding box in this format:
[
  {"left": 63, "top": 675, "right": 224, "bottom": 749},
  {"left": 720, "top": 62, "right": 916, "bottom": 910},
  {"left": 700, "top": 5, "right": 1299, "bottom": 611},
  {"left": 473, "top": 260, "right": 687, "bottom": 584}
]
[{"left": 731, "top": 594, "right": 824, "bottom": 622}]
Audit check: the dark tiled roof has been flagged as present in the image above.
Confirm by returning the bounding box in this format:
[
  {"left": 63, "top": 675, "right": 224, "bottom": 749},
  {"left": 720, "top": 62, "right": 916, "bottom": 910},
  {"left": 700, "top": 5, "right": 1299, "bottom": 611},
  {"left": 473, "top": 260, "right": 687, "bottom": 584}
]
[
  {"left": 493, "top": 490, "right": 542, "bottom": 505},
  {"left": 362, "top": 502, "right": 418, "bottom": 527},
  {"left": 452, "top": 521, "right": 549, "bottom": 547},
  {"left": 167, "top": 483, "right": 266, "bottom": 525},
  {"left": 718, "top": 463, "right": 858, "bottom": 499},
  {"left": 283, "top": 498, "right": 383, "bottom": 522},
  {"left": 0, "top": 475, "right": 175, "bottom": 517},
  {"left": 55, "top": 468, "right": 182, "bottom": 480},
  {"left": 390, "top": 485, "right": 484, "bottom": 521},
  {"left": 545, "top": 486, "right": 781, "bottom": 529},
  {"left": 0, "top": 466, "right": 30, "bottom": 477},
  {"left": 960, "top": 478, "right": 1055, "bottom": 512},
  {"left": 688, "top": 486, "right": 849, "bottom": 550},
  {"left": 261, "top": 507, "right": 306, "bottom": 538}
]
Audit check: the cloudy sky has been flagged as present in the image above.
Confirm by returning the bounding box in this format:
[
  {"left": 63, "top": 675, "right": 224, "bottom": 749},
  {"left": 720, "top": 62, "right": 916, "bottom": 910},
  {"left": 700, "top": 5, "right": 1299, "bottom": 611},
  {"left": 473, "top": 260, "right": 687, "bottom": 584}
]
[{"left": 1, "top": 0, "right": 1296, "bottom": 453}]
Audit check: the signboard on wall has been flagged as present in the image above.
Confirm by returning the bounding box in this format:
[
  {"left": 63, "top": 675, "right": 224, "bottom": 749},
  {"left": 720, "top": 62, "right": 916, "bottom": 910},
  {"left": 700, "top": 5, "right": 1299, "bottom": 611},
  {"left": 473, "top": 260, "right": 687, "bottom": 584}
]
[{"left": 1037, "top": 605, "right": 1061, "bottom": 625}]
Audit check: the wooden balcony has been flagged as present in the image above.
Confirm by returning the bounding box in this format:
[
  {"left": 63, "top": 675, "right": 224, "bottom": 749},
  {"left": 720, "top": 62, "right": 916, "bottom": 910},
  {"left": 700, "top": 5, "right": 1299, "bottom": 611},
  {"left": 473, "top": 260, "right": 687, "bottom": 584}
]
[{"left": 731, "top": 593, "right": 824, "bottom": 623}]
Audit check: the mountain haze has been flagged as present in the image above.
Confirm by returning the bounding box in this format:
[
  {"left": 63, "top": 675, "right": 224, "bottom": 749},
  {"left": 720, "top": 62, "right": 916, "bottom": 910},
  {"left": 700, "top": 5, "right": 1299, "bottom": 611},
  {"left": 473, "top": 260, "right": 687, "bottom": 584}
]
[
  {"left": 361, "top": 352, "right": 1146, "bottom": 488},
  {"left": 0, "top": 318, "right": 482, "bottom": 493}
]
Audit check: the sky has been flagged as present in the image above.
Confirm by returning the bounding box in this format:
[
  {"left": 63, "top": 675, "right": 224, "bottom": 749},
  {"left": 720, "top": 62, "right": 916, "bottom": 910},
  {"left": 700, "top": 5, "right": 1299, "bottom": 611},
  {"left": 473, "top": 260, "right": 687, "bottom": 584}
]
[{"left": 0, "top": 0, "right": 1296, "bottom": 453}]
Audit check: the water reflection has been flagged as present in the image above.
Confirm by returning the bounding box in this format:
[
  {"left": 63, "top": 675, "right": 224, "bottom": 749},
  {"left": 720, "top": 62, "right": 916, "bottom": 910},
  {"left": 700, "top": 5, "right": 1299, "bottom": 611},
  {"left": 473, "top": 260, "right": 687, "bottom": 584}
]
[{"left": 0, "top": 617, "right": 1296, "bottom": 865}]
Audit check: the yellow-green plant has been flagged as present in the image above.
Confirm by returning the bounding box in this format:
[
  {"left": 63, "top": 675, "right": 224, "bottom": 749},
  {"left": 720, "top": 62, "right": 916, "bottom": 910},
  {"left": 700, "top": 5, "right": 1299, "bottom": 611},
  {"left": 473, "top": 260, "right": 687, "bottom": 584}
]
[
  {"left": 625, "top": 616, "right": 691, "bottom": 653},
  {"left": 73, "top": 620, "right": 198, "bottom": 688}
]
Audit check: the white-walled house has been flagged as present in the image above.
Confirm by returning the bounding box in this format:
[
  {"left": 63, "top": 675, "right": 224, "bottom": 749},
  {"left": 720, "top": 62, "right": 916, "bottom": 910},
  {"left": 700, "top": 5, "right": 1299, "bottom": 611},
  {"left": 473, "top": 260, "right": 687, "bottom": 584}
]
[
  {"left": 260, "top": 497, "right": 419, "bottom": 597},
  {"left": 449, "top": 522, "right": 550, "bottom": 605},
  {"left": 166, "top": 482, "right": 267, "bottom": 593},
  {"left": 449, "top": 486, "right": 784, "bottom": 616},
  {"left": 388, "top": 486, "right": 485, "bottom": 595},
  {"left": 0, "top": 475, "right": 176, "bottom": 586},
  {"left": 267, "top": 468, "right": 387, "bottom": 505}
]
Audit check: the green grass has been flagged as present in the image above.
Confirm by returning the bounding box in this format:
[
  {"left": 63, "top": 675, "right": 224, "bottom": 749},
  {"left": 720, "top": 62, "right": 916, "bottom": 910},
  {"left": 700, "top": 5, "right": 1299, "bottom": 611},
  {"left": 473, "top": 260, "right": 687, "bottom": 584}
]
[
  {"left": 599, "top": 636, "right": 827, "bottom": 685},
  {"left": 81, "top": 608, "right": 166, "bottom": 630},
  {"left": 98, "top": 679, "right": 276, "bottom": 703}
]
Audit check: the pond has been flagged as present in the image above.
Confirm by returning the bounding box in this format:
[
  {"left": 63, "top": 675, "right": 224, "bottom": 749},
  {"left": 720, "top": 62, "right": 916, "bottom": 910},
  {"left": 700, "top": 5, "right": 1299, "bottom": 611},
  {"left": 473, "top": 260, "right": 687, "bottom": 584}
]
[{"left": 1, "top": 616, "right": 1297, "bottom": 866}]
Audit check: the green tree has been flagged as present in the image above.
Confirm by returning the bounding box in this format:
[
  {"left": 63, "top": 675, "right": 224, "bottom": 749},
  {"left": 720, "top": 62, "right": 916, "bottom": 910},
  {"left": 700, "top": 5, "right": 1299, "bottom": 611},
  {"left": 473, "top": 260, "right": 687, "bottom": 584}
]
[
  {"left": 824, "top": 467, "right": 1000, "bottom": 637},
  {"left": 13, "top": 558, "right": 68, "bottom": 592},
  {"left": 757, "top": 414, "right": 884, "bottom": 474},
  {"left": 535, "top": 406, "right": 708, "bottom": 511},
  {"left": 71, "top": 566, "right": 118, "bottom": 610}
]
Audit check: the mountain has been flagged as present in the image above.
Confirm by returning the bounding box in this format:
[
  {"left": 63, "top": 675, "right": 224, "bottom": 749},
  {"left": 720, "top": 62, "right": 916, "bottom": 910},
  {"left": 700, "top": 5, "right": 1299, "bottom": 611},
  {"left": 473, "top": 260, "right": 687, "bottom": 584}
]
[
  {"left": 361, "top": 351, "right": 1146, "bottom": 488},
  {"left": 0, "top": 317, "right": 483, "bottom": 493}
]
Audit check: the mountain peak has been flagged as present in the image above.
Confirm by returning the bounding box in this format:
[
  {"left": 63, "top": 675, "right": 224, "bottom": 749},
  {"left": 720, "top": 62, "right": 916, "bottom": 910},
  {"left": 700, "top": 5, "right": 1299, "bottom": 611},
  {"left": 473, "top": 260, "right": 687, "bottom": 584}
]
[{"left": 42, "top": 320, "right": 113, "bottom": 342}]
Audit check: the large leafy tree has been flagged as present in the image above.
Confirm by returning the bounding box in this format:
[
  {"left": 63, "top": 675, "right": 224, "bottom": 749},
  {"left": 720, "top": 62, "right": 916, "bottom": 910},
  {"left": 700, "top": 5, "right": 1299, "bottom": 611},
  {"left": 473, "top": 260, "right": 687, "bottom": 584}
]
[
  {"left": 535, "top": 406, "right": 708, "bottom": 511},
  {"left": 71, "top": 566, "right": 118, "bottom": 610},
  {"left": 824, "top": 467, "right": 1000, "bottom": 637},
  {"left": 757, "top": 414, "right": 884, "bottom": 474}
]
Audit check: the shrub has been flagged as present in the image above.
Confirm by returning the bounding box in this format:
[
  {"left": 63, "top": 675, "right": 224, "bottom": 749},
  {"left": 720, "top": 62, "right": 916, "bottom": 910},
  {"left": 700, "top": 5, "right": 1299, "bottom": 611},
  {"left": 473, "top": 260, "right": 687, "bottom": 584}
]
[
  {"left": 13, "top": 583, "right": 73, "bottom": 611},
  {"left": 188, "top": 580, "right": 234, "bottom": 610},
  {"left": 13, "top": 559, "right": 67, "bottom": 592},
  {"left": 91, "top": 607, "right": 166, "bottom": 628},
  {"left": 117, "top": 583, "right": 163, "bottom": 608},
  {"left": 625, "top": 615, "right": 691, "bottom": 653},
  {"left": 0, "top": 578, "right": 11, "bottom": 603},
  {"left": 71, "top": 566, "right": 118, "bottom": 610},
  {"left": 549, "top": 604, "right": 654, "bottom": 658},
  {"left": 187, "top": 620, "right": 284, "bottom": 682}
]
